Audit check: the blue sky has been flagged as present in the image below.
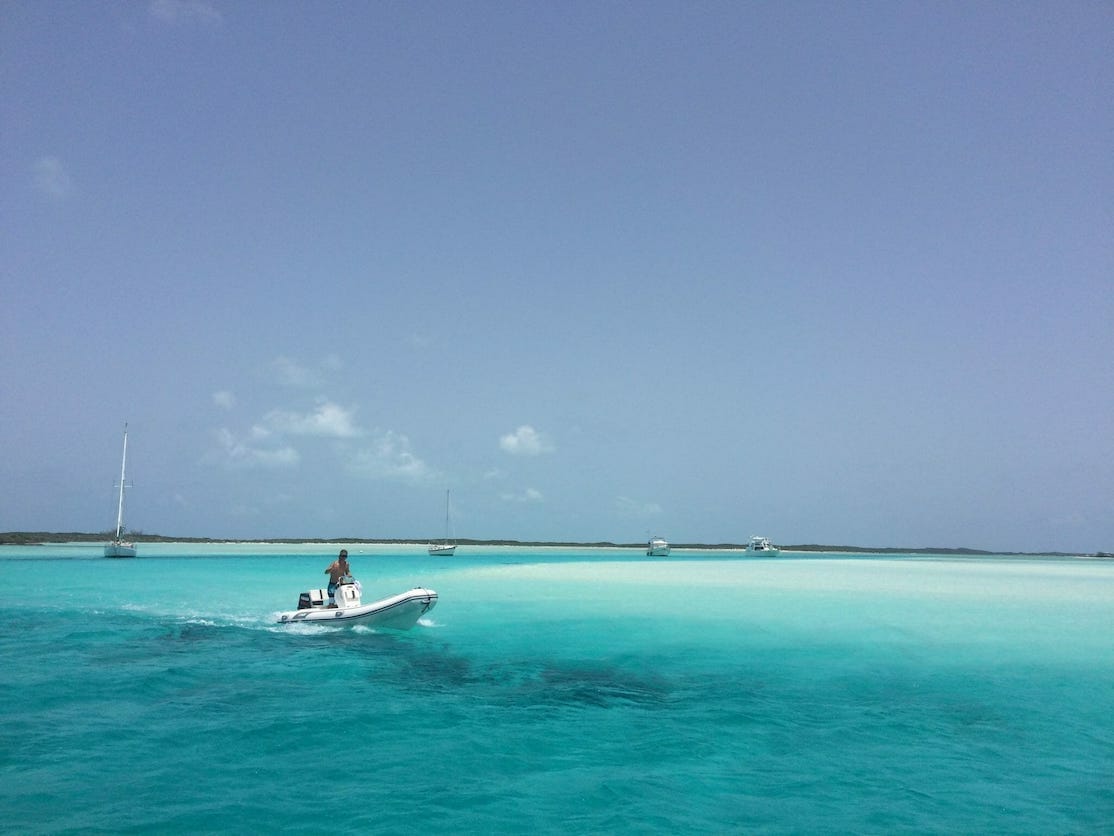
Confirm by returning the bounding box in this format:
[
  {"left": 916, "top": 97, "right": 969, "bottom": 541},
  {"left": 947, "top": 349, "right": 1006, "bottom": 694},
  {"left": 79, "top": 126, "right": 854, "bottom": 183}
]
[{"left": 2, "top": 1, "right": 1111, "bottom": 552}]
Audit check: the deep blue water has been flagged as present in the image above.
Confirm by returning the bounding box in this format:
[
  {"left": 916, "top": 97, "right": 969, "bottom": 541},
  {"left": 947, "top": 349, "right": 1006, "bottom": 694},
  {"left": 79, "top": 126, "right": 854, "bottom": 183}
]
[{"left": 1, "top": 544, "right": 1112, "bottom": 833}]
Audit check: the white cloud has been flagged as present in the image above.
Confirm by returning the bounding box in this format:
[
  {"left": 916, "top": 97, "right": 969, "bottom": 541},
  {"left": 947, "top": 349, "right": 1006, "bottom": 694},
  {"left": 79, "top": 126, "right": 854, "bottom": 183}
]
[
  {"left": 269, "top": 355, "right": 341, "bottom": 388},
  {"left": 267, "top": 356, "right": 340, "bottom": 390},
  {"left": 212, "top": 390, "right": 235, "bottom": 410},
  {"left": 33, "top": 156, "right": 72, "bottom": 198},
  {"left": 263, "top": 401, "right": 361, "bottom": 438},
  {"left": 615, "top": 496, "right": 663, "bottom": 518},
  {"left": 271, "top": 356, "right": 320, "bottom": 387},
  {"left": 500, "top": 487, "right": 544, "bottom": 503},
  {"left": 347, "top": 430, "right": 434, "bottom": 483},
  {"left": 149, "top": 0, "right": 222, "bottom": 26},
  {"left": 499, "top": 425, "right": 554, "bottom": 456},
  {"left": 215, "top": 427, "right": 299, "bottom": 469}
]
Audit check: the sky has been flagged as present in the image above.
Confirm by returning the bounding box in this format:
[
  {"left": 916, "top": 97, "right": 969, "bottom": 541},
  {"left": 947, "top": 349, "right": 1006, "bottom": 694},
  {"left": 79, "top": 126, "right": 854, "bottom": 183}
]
[{"left": 2, "top": 1, "right": 1111, "bottom": 552}]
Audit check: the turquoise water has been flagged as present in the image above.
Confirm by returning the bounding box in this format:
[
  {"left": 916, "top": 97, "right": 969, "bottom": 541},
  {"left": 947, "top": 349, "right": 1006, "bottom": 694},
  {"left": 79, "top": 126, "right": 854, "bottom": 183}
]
[{"left": 1, "top": 544, "right": 1112, "bottom": 834}]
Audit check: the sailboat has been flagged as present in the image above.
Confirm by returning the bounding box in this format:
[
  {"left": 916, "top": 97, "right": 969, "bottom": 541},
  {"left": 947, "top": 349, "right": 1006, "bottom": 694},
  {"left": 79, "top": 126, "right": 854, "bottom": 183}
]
[
  {"left": 427, "top": 489, "right": 457, "bottom": 555},
  {"left": 104, "top": 423, "right": 137, "bottom": 558}
]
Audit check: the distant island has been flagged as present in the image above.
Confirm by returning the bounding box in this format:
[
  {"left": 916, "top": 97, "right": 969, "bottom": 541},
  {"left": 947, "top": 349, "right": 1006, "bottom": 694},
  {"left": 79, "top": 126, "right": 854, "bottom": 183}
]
[{"left": 0, "top": 531, "right": 1105, "bottom": 558}]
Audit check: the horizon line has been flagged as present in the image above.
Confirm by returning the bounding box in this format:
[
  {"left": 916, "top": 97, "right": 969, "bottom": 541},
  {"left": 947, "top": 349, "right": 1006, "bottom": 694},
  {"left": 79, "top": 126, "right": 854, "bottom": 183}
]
[{"left": 0, "top": 531, "right": 1106, "bottom": 558}]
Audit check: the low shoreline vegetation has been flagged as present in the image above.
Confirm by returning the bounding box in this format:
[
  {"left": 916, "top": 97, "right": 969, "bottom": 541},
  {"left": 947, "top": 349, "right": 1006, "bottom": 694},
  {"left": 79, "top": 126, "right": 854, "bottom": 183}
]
[{"left": 0, "top": 531, "right": 1104, "bottom": 557}]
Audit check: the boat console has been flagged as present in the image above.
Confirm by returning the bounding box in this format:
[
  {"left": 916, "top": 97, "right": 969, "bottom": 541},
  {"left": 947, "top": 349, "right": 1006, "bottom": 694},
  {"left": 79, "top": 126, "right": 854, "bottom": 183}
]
[{"left": 296, "top": 576, "right": 361, "bottom": 610}]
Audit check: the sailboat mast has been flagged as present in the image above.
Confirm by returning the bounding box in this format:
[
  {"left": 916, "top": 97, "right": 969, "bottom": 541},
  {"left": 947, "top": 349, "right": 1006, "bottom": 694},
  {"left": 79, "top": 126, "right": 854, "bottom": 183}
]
[{"left": 115, "top": 423, "right": 128, "bottom": 540}]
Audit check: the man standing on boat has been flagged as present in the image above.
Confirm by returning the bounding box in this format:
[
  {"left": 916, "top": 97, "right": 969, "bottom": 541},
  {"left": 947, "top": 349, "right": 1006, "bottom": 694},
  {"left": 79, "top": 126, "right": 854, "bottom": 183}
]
[{"left": 324, "top": 549, "right": 350, "bottom": 606}]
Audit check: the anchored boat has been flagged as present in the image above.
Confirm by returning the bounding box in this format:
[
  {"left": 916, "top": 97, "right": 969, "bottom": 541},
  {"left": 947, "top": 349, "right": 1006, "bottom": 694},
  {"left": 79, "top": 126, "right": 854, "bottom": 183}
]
[
  {"left": 104, "top": 423, "right": 136, "bottom": 558},
  {"left": 745, "top": 536, "right": 780, "bottom": 555},
  {"left": 276, "top": 577, "right": 437, "bottom": 629},
  {"left": 427, "top": 489, "right": 457, "bottom": 555}
]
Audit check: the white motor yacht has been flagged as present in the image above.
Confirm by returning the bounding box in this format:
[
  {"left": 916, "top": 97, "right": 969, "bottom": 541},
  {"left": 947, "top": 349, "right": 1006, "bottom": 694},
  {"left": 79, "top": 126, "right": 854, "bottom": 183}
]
[{"left": 745, "top": 536, "right": 780, "bottom": 555}]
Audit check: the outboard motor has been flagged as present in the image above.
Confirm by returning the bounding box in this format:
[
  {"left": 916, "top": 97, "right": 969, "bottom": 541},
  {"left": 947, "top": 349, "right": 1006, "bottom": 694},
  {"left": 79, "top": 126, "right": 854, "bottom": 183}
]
[{"left": 297, "top": 589, "right": 328, "bottom": 609}]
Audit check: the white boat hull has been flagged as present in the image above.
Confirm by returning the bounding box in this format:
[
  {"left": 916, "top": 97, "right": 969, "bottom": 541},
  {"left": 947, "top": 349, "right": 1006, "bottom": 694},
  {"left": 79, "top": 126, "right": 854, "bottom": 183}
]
[
  {"left": 277, "top": 587, "right": 437, "bottom": 629},
  {"left": 427, "top": 545, "right": 456, "bottom": 556},
  {"left": 104, "top": 541, "right": 137, "bottom": 558},
  {"left": 745, "top": 536, "right": 780, "bottom": 555}
]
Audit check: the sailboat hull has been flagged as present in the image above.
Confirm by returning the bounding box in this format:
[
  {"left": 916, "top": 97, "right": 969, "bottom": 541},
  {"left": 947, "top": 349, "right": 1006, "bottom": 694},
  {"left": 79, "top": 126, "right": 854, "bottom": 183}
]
[
  {"left": 104, "top": 542, "right": 137, "bottom": 558},
  {"left": 427, "top": 545, "right": 456, "bottom": 556}
]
